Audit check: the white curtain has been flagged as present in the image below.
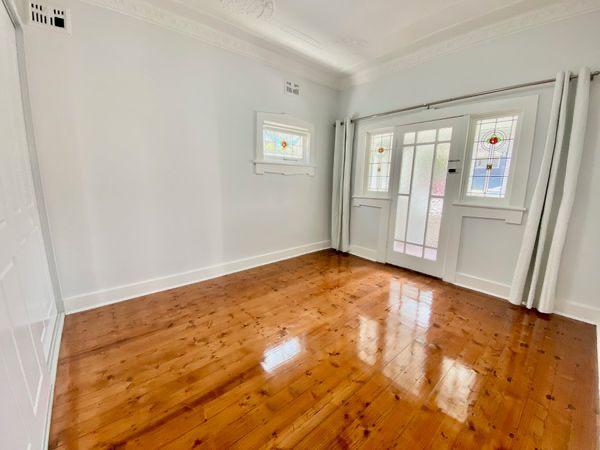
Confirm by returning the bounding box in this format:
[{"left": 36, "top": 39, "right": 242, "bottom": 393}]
[
  {"left": 331, "top": 119, "right": 354, "bottom": 252},
  {"left": 510, "top": 67, "right": 591, "bottom": 313}
]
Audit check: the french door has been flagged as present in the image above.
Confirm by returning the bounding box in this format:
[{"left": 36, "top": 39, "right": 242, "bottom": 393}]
[{"left": 386, "top": 117, "right": 467, "bottom": 278}]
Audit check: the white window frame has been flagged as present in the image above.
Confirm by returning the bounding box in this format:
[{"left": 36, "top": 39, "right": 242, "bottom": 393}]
[{"left": 254, "top": 112, "right": 316, "bottom": 176}]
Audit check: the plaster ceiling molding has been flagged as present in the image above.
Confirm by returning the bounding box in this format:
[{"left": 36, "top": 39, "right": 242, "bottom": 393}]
[
  {"left": 343, "top": 0, "right": 600, "bottom": 88},
  {"left": 332, "top": 37, "right": 369, "bottom": 49},
  {"left": 77, "top": 0, "right": 600, "bottom": 90},
  {"left": 170, "top": 0, "right": 346, "bottom": 69},
  {"left": 270, "top": 22, "right": 324, "bottom": 50},
  {"left": 166, "top": 0, "right": 560, "bottom": 75},
  {"left": 79, "top": 0, "right": 342, "bottom": 88},
  {"left": 220, "top": 0, "right": 275, "bottom": 19}
]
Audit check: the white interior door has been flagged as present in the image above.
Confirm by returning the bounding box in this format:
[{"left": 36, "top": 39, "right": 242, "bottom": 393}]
[
  {"left": 386, "top": 117, "right": 467, "bottom": 277},
  {"left": 0, "top": 3, "right": 58, "bottom": 449}
]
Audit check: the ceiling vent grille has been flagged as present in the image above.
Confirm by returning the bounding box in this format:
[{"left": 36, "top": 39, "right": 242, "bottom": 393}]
[
  {"left": 285, "top": 80, "right": 300, "bottom": 96},
  {"left": 29, "top": 2, "right": 70, "bottom": 33}
]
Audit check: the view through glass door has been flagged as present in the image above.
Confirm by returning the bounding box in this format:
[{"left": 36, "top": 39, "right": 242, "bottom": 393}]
[{"left": 386, "top": 117, "right": 467, "bottom": 278}]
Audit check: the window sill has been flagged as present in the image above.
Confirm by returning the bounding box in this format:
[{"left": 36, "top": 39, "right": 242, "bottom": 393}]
[
  {"left": 452, "top": 202, "right": 526, "bottom": 224},
  {"left": 352, "top": 197, "right": 389, "bottom": 209},
  {"left": 253, "top": 160, "right": 315, "bottom": 176},
  {"left": 352, "top": 194, "right": 391, "bottom": 201},
  {"left": 452, "top": 202, "right": 526, "bottom": 212}
]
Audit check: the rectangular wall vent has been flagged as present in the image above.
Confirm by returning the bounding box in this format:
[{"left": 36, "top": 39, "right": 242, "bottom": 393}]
[
  {"left": 29, "top": 2, "right": 70, "bottom": 33},
  {"left": 285, "top": 80, "right": 300, "bottom": 96}
]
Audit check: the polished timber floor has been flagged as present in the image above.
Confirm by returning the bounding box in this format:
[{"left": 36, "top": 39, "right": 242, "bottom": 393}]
[{"left": 49, "top": 250, "right": 598, "bottom": 449}]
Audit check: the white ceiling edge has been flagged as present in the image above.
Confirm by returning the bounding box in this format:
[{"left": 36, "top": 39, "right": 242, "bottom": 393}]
[
  {"left": 77, "top": 0, "right": 599, "bottom": 92},
  {"left": 79, "top": 0, "right": 344, "bottom": 90},
  {"left": 339, "top": 0, "right": 600, "bottom": 89}
]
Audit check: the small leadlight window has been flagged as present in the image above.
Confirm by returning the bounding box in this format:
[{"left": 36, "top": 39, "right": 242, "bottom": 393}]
[{"left": 254, "top": 112, "right": 314, "bottom": 175}]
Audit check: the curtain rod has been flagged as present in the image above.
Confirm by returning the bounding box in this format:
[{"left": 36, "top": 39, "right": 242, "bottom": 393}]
[{"left": 338, "top": 70, "right": 599, "bottom": 125}]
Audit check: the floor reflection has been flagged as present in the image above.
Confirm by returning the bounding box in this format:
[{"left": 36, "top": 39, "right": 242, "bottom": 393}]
[
  {"left": 382, "top": 278, "right": 479, "bottom": 423},
  {"left": 395, "top": 281, "right": 432, "bottom": 329},
  {"left": 383, "top": 279, "right": 433, "bottom": 396},
  {"left": 383, "top": 279, "right": 410, "bottom": 364},
  {"left": 384, "top": 279, "right": 432, "bottom": 357},
  {"left": 261, "top": 337, "right": 302, "bottom": 373},
  {"left": 385, "top": 341, "right": 428, "bottom": 398},
  {"left": 435, "top": 357, "right": 478, "bottom": 423},
  {"left": 358, "top": 316, "right": 379, "bottom": 366}
]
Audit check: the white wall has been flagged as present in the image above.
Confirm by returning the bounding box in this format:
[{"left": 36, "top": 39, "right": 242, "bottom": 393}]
[
  {"left": 340, "top": 11, "right": 600, "bottom": 324},
  {"left": 21, "top": 0, "right": 339, "bottom": 312}
]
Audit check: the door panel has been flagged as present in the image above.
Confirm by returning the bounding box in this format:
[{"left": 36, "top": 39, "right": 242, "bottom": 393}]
[
  {"left": 386, "top": 118, "right": 467, "bottom": 277},
  {"left": 1, "top": 2, "right": 58, "bottom": 449},
  {"left": 0, "top": 353, "right": 30, "bottom": 450},
  {"left": 1, "top": 265, "right": 44, "bottom": 411}
]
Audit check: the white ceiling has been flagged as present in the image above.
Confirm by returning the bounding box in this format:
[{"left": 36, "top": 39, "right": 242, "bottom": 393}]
[
  {"left": 109, "top": 0, "right": 599, "bottom": 87},
  {"left": 166, "top": 0, "right": 566, "bottom": 74}
]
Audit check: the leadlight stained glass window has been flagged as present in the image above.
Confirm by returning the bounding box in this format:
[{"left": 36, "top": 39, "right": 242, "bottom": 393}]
[
  {"left": 262, "top": 123, "right": 305, "bottom": 160},
  {"left": 466, "top": 115, "right": 519, "bottom": 198},
  {"left": 366, "top": 132, "right": 394, "bottom": 192}
]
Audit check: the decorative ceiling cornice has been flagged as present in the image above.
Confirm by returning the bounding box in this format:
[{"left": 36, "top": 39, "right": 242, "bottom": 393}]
[
  {"left": 220, "top": 0, "right": 275, "bottom": 19},
  {"left": 78, "top": 0, "right": 599, "bottom": 91},
  {"left": 79, "top": 0, "right": 342, "bottom": 89},
  {"left": 340, "top": 0, "right": 600, "bottom": 89}
]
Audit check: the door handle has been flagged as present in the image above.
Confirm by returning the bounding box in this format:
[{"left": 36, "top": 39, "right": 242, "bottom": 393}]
[{"left": 448, "top": 159, "right": 461, "bottom": 174}]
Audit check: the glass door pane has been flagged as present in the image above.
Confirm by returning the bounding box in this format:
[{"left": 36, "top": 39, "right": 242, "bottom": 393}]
[{"left": 392, "top": 126, "right": 452, "bottom": 262}]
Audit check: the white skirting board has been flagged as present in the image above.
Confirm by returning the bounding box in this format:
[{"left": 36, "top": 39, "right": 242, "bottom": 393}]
[
  {"left": 43, "top": 312, "right": 64, "bottom": 450},
  {"left": 348, "top": 245, "right": 379, "bottom": 262},
  {"left": 452, "top": 272, "right": 511, "bottom": 300},
  {"left": 554, "top": 301, "right": 600, "bottom": 327},
  {"left": 63, "top": 241, "right": 331, "bottom": 314}
]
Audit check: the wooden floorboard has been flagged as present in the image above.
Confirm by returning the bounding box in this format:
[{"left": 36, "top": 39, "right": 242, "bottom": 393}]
[{"left": 49, "top": 250, "right": 599, "bottom": 449}]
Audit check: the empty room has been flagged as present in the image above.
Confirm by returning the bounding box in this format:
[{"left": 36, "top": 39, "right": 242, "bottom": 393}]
[{"left": 2, "top": 0, "right": 600, "bottom": 448}]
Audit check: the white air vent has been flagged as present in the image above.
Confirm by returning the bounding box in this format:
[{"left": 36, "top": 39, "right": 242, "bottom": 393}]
[
  {"left": 284, "top": 80, "right": 300, "bottom": 96},
  {"left": 29, "top": 2, "right": 70, "bottom": 33}
]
